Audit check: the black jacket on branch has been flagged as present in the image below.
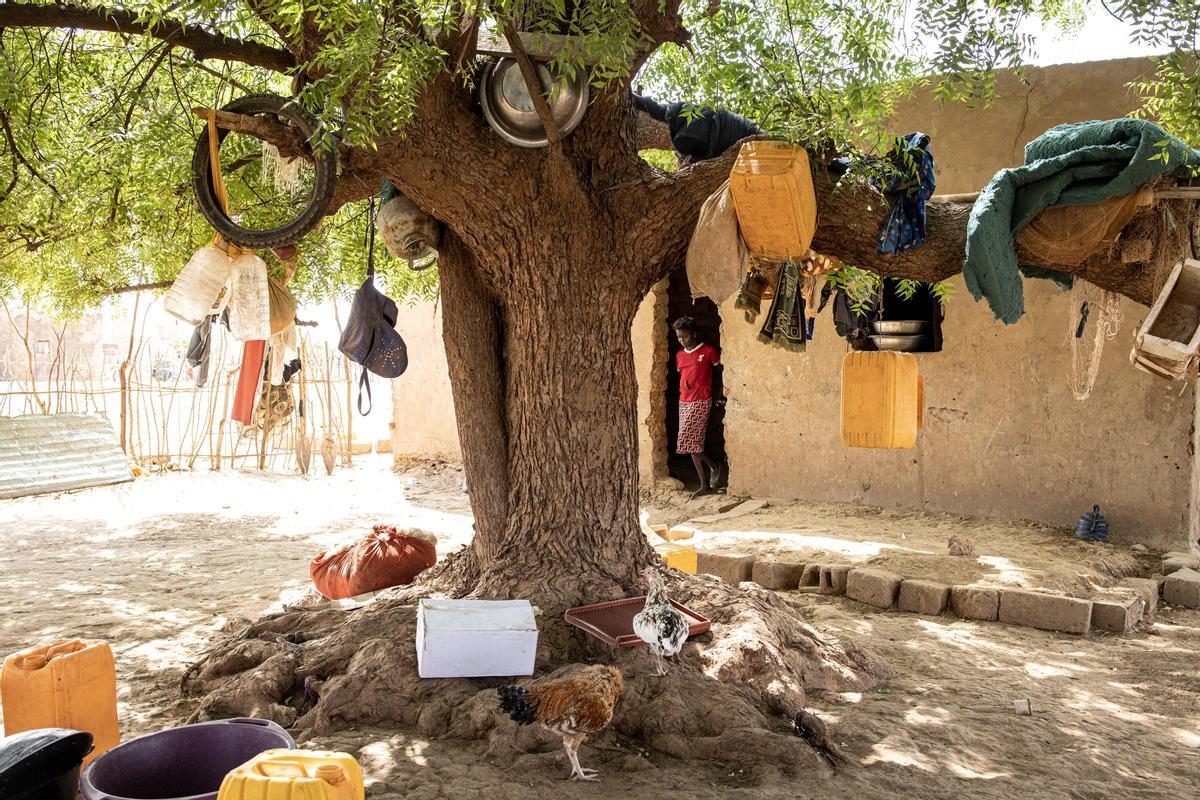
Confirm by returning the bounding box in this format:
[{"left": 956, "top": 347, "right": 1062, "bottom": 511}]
[{"left": 633, "top": 94, "right": 763, "bottom": 162}]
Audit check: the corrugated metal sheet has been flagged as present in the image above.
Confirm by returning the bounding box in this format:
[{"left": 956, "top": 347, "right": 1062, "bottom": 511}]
[{"left": 0, "top": 414, "right": 132, "bottom": 500}]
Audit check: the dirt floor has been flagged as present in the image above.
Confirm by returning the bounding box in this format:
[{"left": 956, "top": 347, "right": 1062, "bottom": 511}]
[{"left": 1, "top": 460, "right": 1198, "bottom": 799}]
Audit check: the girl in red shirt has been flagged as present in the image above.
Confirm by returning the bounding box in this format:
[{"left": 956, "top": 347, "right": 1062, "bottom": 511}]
[{"left": 673, "top": 316, "right": 722, "bottom": 497}]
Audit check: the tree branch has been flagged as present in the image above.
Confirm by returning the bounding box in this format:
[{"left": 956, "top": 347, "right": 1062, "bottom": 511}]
[
  {"left": 620, "top": 133, "right": 1192, "bottom": 308},
  {"left": 0, "top": 3, "right": 296, "bottom": 73},
  {"left": 502, "top": 23, "right": 561, "bottom": 148},
  {"left": 189, "top": 107, "right": 307, "bottom": 157},
  {"left": 629, "top": 0, "right": 691, "bottom": 71}
]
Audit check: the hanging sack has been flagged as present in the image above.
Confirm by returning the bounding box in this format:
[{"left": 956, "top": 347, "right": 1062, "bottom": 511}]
[
  {"left": 686, "top": 179, "right": 748, "bottom": 304},
  {"left": 268, "top": 276, "right": 298, "bottom": 335},
  {"left": 339, "top": 199, "right": 409, "bottom": 414},
  {"left": 227, "top": 252, "right": 272, "bottom": 341},
  {"left": 310, "top": 524, "right": 437, "bottom": 600},
  {"left": 163, "top": 243, "right": 235, "bottom": 325}
]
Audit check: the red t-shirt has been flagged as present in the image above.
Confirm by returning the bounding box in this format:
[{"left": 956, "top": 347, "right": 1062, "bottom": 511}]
[{"left": 676, "top": 343, "right": 719, "bottom": 402}]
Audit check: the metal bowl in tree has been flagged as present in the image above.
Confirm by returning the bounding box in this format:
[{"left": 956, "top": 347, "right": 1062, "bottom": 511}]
[{"left": 479, "top": 58, "right": 590, "bottom": 148}]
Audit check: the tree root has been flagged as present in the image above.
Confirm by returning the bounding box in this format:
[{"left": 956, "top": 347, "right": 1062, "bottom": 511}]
[{"left": 182, "top": 566, "right": 890, "bottom": 771}]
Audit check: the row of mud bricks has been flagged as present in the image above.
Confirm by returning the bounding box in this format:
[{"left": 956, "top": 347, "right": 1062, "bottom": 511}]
[{"left": 695, "top": 551, "right": 1187, "bottom": 635}]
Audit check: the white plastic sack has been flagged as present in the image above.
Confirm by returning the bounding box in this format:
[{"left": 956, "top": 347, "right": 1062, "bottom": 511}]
[
  {"left": 163, "top": 244, "right": 235, "bottom": 326},
  {"left": 227, "top": 253, "right": 272, "bottom": 341},
  {"left": 686, "top": 179, "right": 748, "bottom": 305}
]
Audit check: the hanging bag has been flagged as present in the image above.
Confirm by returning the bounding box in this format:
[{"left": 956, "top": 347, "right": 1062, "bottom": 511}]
[
  {"left": 163, "top": 243, "right": 235, "bottom": 325},
  {"left": 226, "top": 252, "right": 272, "bottom": 341},
  {"left": 338, "top": 198, "right": 409, "bottom": 414}
]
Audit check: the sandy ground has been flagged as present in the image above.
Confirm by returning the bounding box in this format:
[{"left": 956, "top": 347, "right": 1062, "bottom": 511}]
[{"left": 1, "top": 460, "right": 1197, "bottom": 799}]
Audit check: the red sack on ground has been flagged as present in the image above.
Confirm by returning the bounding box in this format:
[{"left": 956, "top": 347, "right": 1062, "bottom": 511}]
[{"left": 310, "top": 525, "right": 437, "bottom": 600}]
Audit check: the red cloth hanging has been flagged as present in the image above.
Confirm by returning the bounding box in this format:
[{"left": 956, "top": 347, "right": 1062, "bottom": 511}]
[{"left": 231, "top": 340, "right": 266, "bottom": 425}]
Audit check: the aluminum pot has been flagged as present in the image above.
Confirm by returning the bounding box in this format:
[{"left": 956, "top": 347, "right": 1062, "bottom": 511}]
[
  {"left": 479, "top": 58, "right": 589, "bottom": 148},
  {"left": 872, "top": 320, "right": 927, "bottom": 335},
  {"left": 869, "top": 334, "right": 926, "bottom": 352}
]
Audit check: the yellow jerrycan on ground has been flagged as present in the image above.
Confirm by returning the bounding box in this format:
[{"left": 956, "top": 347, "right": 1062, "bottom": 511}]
[
  {"left": 1, "top": 639, "right": 120, "bottom": 765},
  {"left": 218, "top": 749, "right": 365, "bottom": 800},
  {"left": 841, "top": 351, "right": 923, "bottom": 449},
  {"left": 728, "top": 141, "right": 818, "bottom": 260}
]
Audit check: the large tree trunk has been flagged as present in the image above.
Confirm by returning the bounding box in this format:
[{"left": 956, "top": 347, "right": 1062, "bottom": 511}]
[{"left": 183, "top": 143, "right": 893, "bottom": 772}]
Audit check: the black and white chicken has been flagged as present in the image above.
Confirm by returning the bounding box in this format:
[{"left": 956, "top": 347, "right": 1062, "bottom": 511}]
[{"left": 632, "top": 567, "right": 689, "bottom": 675}]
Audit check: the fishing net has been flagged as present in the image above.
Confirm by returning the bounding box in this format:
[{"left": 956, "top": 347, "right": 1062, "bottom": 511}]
[{"left": 1067, "top": 282, "right": 1123, "bottom": 401}]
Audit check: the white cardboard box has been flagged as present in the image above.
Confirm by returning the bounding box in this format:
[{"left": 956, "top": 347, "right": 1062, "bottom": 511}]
[{"left": 416, "top": 599, "right": 538, "bottom": 678}]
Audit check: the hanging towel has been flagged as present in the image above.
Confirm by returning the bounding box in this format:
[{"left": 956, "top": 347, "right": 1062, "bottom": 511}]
[
  {"left": 757, "top": 261, "right": 807, "bottom": 351},
  {"left": 231, "top": 340, "right": 266, "bottom": 425},
  {"left": 965, "top": 118, "right": 1200, "bottom": 324},
  {"left": 875, "top": 132, "right": 935, "bottom": 255}
]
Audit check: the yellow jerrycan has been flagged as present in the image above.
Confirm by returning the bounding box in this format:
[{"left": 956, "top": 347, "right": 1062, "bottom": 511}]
[
  {"left": 841, "top": 351, "right": 922, "bottom": 449},
  {"left": 1, "top": 639, "right": 120, "bottom": 765},
  {"left": 729, "top": 141, "right": 818, "bottom": 260},
  {"left": 218, "top": 749, "right": 365, "bottom": 800}
]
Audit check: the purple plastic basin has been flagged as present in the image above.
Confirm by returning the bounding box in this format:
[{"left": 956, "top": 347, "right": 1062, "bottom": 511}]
[{"left": 79, "top": 718, "right": 294, "bottom": 800}]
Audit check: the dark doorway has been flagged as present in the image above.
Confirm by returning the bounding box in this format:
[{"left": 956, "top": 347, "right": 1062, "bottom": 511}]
[{"left": 665, "top": 265, "right": 726, "bottom": 491}]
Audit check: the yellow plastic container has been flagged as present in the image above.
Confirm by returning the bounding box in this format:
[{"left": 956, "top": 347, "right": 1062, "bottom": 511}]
[
  {"left": 1, "top": 639, "right": 119, "bottom": 764},
  {"left": 218, "top": 749, "right": 365, "bottom": 800},
  {"left": 840, "top": 351, "right": 922, "bottom": 449},
  {"left": 655, "top": 543, "right": 697, "bottom": 575},
  {"left": 729, "top": 141, "right": 818, "bottom": 260}
]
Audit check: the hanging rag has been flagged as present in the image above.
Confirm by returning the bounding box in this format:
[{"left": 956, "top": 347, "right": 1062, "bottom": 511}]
[
  {"left": 965, "top": 118, "right": 1200, "bottom": 324},
  {"left": 268, "top": 325, "right": 299, "bottom": 385},
  {"left": 734, "top": 266, "right": 773, "bottom": 323},
  {"left": 757, "top": 261, "right": 807, "bottom": 351},
  {"left": 875, "top": 132, "right": 935, "bottom": 255},
  {"left": 632, "top": 94, "right": 763, "bottom": 162},
  {"left": 185, "top": 310, "right": 228, "bottom": 388},
  {"left": 833, "top": 288, "right": 876, "bottom": 349},
  {"left": 231, "top": 339, "right": 266, "bottom": 425}
]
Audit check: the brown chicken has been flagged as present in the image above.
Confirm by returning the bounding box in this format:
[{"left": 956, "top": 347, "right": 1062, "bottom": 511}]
[{"left": 497, "top": 664, "right": 625, "bottom": 782}]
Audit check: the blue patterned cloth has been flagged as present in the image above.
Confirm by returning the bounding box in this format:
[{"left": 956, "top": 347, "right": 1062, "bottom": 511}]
[{"left": 875, "top": 133, "right": 935, "bottom": 254}]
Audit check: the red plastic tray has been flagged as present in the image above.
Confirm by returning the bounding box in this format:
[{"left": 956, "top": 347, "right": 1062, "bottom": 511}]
[{"left": 564, "top": 596, "right": 710, "bottom": 648}]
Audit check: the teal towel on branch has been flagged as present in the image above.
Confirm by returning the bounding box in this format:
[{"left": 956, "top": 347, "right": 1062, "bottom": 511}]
[{"left": 964, "top": 119, "right": 1200, "bottom": 324}]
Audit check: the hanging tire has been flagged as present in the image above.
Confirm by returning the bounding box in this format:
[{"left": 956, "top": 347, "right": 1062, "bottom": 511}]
[{"left": 192, "top": 93, "right": 337, "bottom": 249}]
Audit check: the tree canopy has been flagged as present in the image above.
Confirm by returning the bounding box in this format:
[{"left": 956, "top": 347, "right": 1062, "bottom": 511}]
[{"left": 0, "top": 0, "right": 1197, "bottom": 313}]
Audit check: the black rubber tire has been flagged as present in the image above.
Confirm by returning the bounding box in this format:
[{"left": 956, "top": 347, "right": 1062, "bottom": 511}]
[{"left": 192, "top": 93, "right": 337, "bottom": 249}]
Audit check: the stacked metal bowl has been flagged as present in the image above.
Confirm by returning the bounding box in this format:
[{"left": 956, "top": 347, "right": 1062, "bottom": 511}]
[{"left": 869, "top": 321, "right": 928, "bottom": 351}]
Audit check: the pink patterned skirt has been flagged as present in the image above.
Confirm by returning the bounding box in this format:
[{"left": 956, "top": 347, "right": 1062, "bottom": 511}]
[{"left": 676, "top": 398, "right": 712, "bottom": 454}]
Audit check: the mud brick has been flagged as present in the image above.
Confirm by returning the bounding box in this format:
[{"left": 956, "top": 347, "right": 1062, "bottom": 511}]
[
  {"left": 1161, "top": 551, "right": 1200, "bottom": 575},
  {"left": 1163, "top": 567, "right": 1200, "bottom": 609},
  {"left": 820, "top": 565, "right": 852, "bottom": 596},
  {"left": 999, "top": 589, "right": 1092, "bottom": 635},
  {"left": 949, "top": 585, "right": 999, "bottom": 621},
  {"left": 898, "top": 579, "right": 950, "bottom": 615},
  {"left": 697, "top": 551, "right": 756, "bottom": 584},
  {"left": 751, "top": 558, "right": 806, "bottom": 589},
  {"left": 1090, "top": 591, "right": 1144, "bottom": 633},
  {"left": 846, "top": 568, "right": 902, "bottom": 609},
  {"left": 1119, "top": 577, "right": 1159, "bottom": 617},
  {"left": 799, "top": 564, "right": 822, "bottom": 588}
]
